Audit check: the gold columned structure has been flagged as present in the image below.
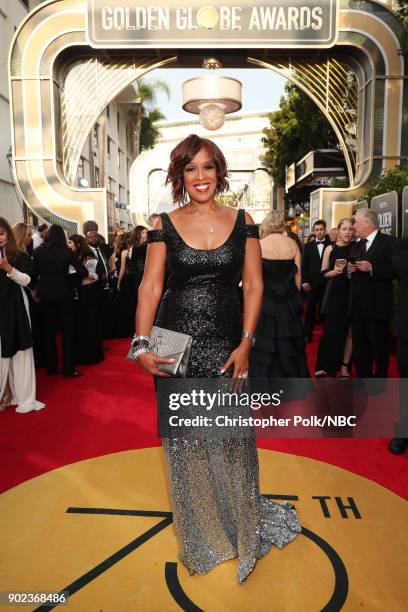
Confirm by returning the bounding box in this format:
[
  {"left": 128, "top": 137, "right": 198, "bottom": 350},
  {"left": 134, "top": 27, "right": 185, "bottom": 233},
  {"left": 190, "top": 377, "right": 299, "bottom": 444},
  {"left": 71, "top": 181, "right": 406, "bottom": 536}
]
[{"left": 8, "top": 0, "right": 408, "bottom": 234}]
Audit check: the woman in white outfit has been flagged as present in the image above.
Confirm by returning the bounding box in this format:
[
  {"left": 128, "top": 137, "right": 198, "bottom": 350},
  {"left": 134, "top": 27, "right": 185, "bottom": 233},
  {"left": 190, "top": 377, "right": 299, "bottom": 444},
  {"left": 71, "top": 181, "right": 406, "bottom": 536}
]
[{"left": 0, "top": 217, "right": 45, "bottom": 413}]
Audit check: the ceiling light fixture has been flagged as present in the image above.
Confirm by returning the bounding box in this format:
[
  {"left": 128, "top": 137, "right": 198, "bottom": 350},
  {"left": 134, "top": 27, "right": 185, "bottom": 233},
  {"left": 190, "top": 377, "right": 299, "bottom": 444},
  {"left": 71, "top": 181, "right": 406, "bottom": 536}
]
[{"left": 182, "top": 58, "right": 242, "bottom": 131}]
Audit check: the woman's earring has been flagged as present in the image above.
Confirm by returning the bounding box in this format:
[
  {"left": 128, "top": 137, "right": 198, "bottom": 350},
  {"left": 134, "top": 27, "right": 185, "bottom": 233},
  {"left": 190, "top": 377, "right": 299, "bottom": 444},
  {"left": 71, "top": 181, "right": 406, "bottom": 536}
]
[{"left": 182, "top": 187, "right": 189, "bottom": 205}]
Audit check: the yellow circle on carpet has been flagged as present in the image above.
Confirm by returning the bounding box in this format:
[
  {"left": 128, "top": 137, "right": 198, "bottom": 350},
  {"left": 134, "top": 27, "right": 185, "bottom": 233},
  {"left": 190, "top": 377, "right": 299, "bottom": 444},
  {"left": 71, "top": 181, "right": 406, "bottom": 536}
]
[{"left": 0, "top": 449, "right": 406, "bottom": 611}]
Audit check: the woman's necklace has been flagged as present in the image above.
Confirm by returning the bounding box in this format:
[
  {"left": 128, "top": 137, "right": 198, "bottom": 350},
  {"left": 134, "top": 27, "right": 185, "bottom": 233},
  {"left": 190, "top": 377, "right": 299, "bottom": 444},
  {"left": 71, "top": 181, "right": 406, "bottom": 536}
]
[{"left": 188, "top": 203, "right": 217, "bottom": 233}]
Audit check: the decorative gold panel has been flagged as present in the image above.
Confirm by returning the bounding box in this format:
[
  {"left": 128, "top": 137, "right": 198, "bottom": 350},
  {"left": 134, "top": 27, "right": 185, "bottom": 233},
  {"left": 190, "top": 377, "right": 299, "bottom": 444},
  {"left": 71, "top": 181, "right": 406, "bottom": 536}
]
[{"left": 249, "top": 55, "right": 358, "bottom": 183}]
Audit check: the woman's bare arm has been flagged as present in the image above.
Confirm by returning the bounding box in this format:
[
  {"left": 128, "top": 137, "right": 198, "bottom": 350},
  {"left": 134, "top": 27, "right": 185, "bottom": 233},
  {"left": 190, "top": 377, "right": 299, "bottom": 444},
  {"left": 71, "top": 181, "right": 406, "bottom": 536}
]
[
  {"left": 241, "top": 212, "right": 263, "bottom": 338},
  {"left": 294, "top": 245, "right": 302, "bottom": 290},
  {"left": 321, "top": 245, "right": 344, "bottom": 278},
  {"left": 117, "top": 249, "right": 128, "bottom": 289},
  {"left": 108, "top": 253, "right": 115, "bottom": 275},
  {"left": 134, "top": 217, "right": 175, "bottom": 376},
  {"left": 135, "top": 218, "right": 166, "bottom": 336},
  {"left": 321, "top": 245, "right": 333, "bottom": 278},
  {"left": 221, "top": 212, "right": 263, "bottom": 377}
]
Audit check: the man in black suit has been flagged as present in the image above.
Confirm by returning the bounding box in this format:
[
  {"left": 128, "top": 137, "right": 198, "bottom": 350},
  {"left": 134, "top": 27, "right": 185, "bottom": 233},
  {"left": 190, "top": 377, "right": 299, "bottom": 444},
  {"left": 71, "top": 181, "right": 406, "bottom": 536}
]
[
  {"left": 301, "top": 219, "right": 331, "bottom": 342},
  {"left": 348, "top": 208, "right": 396, "bottom": 378},
  {"left": 86, "top": 230, "right": 112, "bottom": 340},
  {"left": 86, "top": 230, "right": 110, "bottom": 289},
  {"left": 83, "top": 220, "right": 113, "bottom": 261},
  {"left": 389, "top": 238, "right": 408, "bottom": 454}
]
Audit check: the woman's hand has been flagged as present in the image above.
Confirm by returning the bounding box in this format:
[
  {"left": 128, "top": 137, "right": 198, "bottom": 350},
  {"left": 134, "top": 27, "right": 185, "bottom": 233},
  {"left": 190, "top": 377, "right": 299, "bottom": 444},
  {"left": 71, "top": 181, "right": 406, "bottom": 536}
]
[
  {"left": 30, "top": 289, "right": 42, "bottom": 303},
  {"left": 137, "top": 352, "right": 175, "bottom": 377},
  {"left": 0, "top": 253, "right": 13, "bottom": 274},
  {"left": 220, "top": 342, "right": 250, "bottom": 378},
  {"left": 333, "top": 262, "right": 346, "bottom": 275}
]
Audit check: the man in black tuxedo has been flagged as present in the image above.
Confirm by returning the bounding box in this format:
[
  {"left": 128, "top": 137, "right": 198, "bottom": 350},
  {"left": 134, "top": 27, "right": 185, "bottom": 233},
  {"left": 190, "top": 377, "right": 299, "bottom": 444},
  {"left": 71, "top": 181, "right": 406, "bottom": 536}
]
[
  {"left": 389, "top": 238, "right": 408, "bottom": 454},
  {"left": 348, "top": 208, "right": 396, "bottom": 378},
  {"left": 86, "top": 230, "right": 112, "bottom": 340},
  {"left": 83, "top": 220, "right": 113, "bottom": 261},
  {"left": 301, "top": 219, "right": 331, "bottom": 342},
  {"left": 86, "top": 230, "right": 110, "bottom": 289}
]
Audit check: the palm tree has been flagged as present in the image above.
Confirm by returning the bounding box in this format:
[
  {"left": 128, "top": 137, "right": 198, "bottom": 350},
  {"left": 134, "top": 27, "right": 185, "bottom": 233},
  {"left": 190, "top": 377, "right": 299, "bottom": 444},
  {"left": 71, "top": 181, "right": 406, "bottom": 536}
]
[
  {"left": 140, "top": 108, "right": 166, "bottom": 151},
  {"left": 128, "top": 79, "right": 170, "bottom": 156}
]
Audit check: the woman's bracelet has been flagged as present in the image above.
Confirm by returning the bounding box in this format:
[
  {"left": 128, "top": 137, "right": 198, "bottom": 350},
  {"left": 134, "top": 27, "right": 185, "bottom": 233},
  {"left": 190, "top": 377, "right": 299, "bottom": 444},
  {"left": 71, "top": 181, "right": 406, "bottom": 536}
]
[
  {"left": 132, "top": 335, "right": 150, "bottom": 348},
  {"left": 133, "top": 346, "right": 150, "bottom": 360},
  {"left": 241, "top": 331, "right": 256, "bottom": 346}
]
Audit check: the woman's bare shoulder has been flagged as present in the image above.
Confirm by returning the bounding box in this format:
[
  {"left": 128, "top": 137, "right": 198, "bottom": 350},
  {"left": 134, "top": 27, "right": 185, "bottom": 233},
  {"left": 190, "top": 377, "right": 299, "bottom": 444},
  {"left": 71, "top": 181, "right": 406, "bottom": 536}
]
[
  {"left": 243, "top": 210, "right": 255, "bottom": 224},
  {"left": 152, "top": 216, "right": 163, "bottom": 230},
  {"left": 261, "top": 233, "right": 298, "bottom": 257}
]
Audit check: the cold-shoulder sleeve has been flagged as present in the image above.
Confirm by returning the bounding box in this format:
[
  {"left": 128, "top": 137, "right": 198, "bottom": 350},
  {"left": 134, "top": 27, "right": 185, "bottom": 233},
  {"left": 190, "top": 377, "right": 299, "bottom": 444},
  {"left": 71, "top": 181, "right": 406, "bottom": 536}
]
[
  {"left": 245, "top": 224, "right": 259, "bottom": 239},
  {"left": 147, "top": 228, "right": 167, "bottom": 243}
]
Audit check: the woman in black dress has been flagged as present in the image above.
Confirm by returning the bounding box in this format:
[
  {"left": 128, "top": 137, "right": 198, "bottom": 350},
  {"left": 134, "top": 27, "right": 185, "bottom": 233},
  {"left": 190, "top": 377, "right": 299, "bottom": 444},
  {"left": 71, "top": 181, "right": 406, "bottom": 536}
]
[
  {"left": 0, "top": 217, "right": 44, "bottom": 413},
  {"left": 250, "top": 211, "right": 310, "bottom": 378},
  {"left": 315, "top": 218, "right": 354, "bottom": 378},
  {"left": 31, "top": 224, "right": 88, "bottom": 377},
  {"left": 132, "top": 135, "right": 301, "bottom": 582},
  {"left": 69, "top": 234, "right": 104, "bottom": 365},
  {"left": 117, "top": 226, "right": 147, "bottom": 337},
  {"left": 13, "top": 222, "right": 45, "bottom": 368}
]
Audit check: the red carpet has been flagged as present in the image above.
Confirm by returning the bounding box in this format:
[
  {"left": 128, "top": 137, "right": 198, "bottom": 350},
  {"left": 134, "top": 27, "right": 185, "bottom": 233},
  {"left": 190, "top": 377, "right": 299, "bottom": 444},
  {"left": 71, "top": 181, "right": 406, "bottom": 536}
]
[{"left": 0, "top": 333, "right": 407, "bottom": 499}]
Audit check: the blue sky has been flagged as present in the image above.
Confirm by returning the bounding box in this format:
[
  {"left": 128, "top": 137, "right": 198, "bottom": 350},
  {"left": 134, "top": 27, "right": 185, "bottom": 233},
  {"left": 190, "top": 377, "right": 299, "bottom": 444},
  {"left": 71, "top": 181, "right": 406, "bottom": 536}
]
[{"left": 144, "top": 67, "right": 287, "bottom": 121}]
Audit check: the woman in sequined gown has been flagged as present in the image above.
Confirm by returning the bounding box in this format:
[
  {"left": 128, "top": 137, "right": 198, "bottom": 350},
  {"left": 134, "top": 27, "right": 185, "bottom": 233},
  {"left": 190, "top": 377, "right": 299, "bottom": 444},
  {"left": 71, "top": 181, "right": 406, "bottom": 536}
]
[{"left": 134, "top": 135, "right": 301, "bottom": 582}]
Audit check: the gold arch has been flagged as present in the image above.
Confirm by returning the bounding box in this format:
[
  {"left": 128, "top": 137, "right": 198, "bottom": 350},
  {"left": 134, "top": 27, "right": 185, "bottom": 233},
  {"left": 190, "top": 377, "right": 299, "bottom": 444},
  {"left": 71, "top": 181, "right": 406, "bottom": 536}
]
[{"left": 8, "top": 0, "right": 407, "bottom": 231}]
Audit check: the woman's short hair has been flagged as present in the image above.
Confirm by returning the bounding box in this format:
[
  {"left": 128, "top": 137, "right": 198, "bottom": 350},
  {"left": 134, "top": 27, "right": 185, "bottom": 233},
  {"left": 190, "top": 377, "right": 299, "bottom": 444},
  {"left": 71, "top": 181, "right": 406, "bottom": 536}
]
[
  {"left": 166, "top": 134, "right": 229, "bottom": 205},
  {"left": 260, "top": 211, "right": 285, "bottom": 237}
]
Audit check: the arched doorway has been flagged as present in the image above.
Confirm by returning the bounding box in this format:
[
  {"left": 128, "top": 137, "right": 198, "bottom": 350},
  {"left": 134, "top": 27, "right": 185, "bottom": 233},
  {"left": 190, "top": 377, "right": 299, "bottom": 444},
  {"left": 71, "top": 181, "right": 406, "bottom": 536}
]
[{"left": 8, "top": 0, "right": 407, "bottom": 235}]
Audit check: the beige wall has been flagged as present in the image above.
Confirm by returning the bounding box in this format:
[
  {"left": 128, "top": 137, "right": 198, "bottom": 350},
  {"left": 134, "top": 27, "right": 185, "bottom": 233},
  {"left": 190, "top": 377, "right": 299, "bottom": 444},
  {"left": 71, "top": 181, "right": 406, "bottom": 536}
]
[{"left": 0, "top": 0, "right": 28, "bottom": 224}]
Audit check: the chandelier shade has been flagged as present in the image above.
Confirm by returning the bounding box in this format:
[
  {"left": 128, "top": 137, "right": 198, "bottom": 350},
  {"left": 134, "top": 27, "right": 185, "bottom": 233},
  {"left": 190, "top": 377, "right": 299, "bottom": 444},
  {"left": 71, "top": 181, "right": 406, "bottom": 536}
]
[{"left": 182, "top": 76, "right": 242, "bottom": 114}]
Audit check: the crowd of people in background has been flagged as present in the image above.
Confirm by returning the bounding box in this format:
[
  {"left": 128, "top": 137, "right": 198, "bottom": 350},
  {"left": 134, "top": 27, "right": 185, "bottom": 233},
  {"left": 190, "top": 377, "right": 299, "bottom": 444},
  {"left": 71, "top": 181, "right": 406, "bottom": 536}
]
[
  {"left": 0, "top": 217, "right": 149, "bottom": 413},
  {"left": 0, "top": 207, "right": 407, "bottom": 454}
]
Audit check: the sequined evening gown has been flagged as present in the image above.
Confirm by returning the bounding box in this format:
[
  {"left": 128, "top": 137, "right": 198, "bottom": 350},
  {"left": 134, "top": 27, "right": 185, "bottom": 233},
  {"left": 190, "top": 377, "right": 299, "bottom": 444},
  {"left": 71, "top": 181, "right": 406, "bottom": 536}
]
[{"left": 147, "top": 209, "right": 301, "bottom": 582}]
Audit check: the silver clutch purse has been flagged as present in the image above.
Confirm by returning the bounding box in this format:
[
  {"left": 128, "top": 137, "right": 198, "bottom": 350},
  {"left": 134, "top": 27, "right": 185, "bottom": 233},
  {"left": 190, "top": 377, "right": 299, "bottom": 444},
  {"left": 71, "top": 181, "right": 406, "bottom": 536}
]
[{"left": 128, "top": 326, "right": 192, "bottom": 377}]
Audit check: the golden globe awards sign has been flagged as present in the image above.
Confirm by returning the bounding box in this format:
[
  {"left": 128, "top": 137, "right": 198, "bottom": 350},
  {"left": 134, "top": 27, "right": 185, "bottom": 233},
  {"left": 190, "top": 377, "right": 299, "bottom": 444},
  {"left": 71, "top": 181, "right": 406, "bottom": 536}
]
[
  {"left": 86, "top": 0, "right": 338, "bottom": 48},
  {"left": 371, "top": 191, "right": 398, "bottom": 236},
  {"left": 402, "top": 186, "right": 408, "bottom": 238}
]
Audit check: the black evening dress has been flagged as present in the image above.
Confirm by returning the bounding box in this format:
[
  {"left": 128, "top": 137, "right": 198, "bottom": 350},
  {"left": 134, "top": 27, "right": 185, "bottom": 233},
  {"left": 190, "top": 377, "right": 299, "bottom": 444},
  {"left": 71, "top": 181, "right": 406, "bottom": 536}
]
[
  {"left": 113, "top": 249, "right": 141, "bottom": 338},
  {"left": 75, "top": 262, "right": 104, "bottom": 366},
  {"left": 147, "top": 210, "right": 301, "bottom": 583},
  {"left": 0, "top": 252, "right": 33, "bottom": 359},
  {"left": 315, "top": 243, "right": 353, "bottom": 376},
  {"left": 250, "top": 259, "right": 310, "bottom": 378}
]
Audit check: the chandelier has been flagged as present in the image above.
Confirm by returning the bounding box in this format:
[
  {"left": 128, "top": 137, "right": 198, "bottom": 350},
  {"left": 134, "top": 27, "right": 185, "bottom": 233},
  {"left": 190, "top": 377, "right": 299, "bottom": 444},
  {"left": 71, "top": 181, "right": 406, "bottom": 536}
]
[{"left": 182, "top": 58, "right": 242, "bottom": 131}]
